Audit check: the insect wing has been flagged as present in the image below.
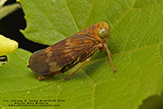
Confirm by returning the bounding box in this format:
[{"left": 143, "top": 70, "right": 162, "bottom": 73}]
[{"left": 28, "top": 34, "right": 97, "bottom": 74}]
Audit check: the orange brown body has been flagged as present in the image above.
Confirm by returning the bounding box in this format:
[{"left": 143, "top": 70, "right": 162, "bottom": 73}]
[{"left": 28, "top": 22, "right": 116, "bottom": 81}]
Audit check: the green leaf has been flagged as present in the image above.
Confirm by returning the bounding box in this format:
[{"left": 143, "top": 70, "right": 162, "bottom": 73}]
[{"left": 1, "top": 0, "right": 163, "bottom": 109}]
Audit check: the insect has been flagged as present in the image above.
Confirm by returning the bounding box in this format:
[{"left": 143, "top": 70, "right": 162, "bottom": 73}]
[{"left": 28, "top": 22, "right": 116, "bottom": 81}]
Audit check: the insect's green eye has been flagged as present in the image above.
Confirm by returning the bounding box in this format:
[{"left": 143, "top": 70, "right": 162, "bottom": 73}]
[{"left": 98, "top": 28, "right": 108, "bottom": 37}]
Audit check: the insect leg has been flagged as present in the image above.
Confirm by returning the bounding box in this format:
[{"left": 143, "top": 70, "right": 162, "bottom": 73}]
[
  {"left": 64, "top": 56, "right": 92, "bottom": 81},
  {"left": 104, "top": 44, "right": 117, "bottom": 73},
  {"left": 38, "top": 70, "right": 62, "bottom": 80},
  {"left": 38, "top": 59, "right": 80, "bottom": 80}
]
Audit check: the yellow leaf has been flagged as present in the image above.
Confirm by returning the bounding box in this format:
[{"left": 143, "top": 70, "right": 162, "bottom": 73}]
[{"left": 0, "top": 34, "right": 18, "bottom": 56}]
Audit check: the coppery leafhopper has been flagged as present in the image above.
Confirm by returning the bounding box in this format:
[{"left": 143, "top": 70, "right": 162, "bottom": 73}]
[{"left": 28, "top": 22, "right": 116, "bottom": 81}]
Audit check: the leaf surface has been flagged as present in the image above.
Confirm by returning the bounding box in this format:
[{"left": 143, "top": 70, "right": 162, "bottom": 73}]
[{"left": 0, "top": 0, "right": 163, "bottom": 108}]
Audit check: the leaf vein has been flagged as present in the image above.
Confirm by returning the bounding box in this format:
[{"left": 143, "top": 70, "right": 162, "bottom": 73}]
[{"left": 63, "top": 0, "right": 79, "bottom": 31}]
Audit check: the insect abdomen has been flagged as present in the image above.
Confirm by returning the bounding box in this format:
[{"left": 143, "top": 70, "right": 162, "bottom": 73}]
[{"left": 61, "top": 58, "right": 79, "bottom": 73}]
